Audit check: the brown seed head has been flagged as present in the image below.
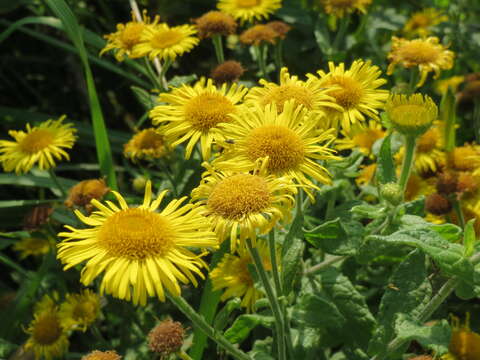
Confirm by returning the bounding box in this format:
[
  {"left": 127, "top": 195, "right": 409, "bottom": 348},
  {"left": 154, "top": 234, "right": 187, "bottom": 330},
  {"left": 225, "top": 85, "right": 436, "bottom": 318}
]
[
  {"left": 23, "top": 205, "right": 53, "bottom": 231},
  {"left": 211, "top": 60, "right": 245, "bottom": 84},
  {"left": 194, "top": 11, "right": 237, "bottom": 39},
  {"left": 148, "top": 319, "right": 185, "bottom": 357},
  {"left": 408, "top": 356, "right": 433, "bottom": 360},
  {"left": 436, "top": 172, "right": 458, "bottom": 195},
  {"left": 65, "top": 179, "right": 110, "bottom": 211},
  {"left": 425, "top": 193, "right": 452, "bottom": 215},
  {"left": 266, "top": 21, "right": 291, "bottom": 39},
  {"left": 240, "top": 25, "right": 277, "bottom": 46},
  {"left": 81, "top": 350, "right": 122, "bottom": 360}
]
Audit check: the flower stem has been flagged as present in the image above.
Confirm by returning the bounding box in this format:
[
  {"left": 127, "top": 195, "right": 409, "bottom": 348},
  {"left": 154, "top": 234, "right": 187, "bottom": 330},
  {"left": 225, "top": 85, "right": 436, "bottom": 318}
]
[
  {"left": 166, "top": 292, "right": 252, "bottom": 360},
  {"left": 247, "top": 239, "right": 286, "bottom": 360},
  {"left": 304, "top": 255, "right": 346, "bottom": 276},
  {"left": 144, "top": 58, "right": 162, "bottom": 89},
  {"left": 398, "top": 135, "right": 416, "bottom": 195},
  {"left": 273, "top": 40, "right": 284, "bottom": 78},
  {"left": 212, "top": 34, "right": 225, "bottom": 64},
  {"left": 331, "top": 15, "right": 350, "bottom": 57},
  {"left": 407, "top": 67, "right": 419, "bottom": 94},
  {"left": 48, "top": 168, "right": 67, "bottom": 198},
  {"left": 253, "top": 44, "right": 269, "bottom": 80},
  {"left": 158, "top": 58, "right": 172, "bottom": 92},
  {"left": 452, "top": 198, "right": 466, "bottom": 228}
]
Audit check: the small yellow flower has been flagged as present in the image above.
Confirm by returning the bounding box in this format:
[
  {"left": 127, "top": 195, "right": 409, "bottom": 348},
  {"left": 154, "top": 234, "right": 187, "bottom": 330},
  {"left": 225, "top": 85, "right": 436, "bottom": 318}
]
[
  {"left": 150, "top": 78, "right": 247, "bottom": 160},
  {"left": 387, "top": 36, "right": 454, "bottom": 87},
  {"left": 336, "top": 120, "right": 385, "bottom": 157},
  {"left": 123, "top": 128, "right": 168, "bottom": 162},
  {"left": 0, "top": 116, "right": 76, "bottom": 174},
  {"left": 245, "top": 67, "right": 341, "bottom": 119},
  {"left": 13, "top": 237, "right": 51, "bottom": 259},
  {"left": 312, "top": 60, "right": 389, "bottom": 131},
  {"left": 454, "top": 144, "right": 480, "bottom": 174},
  {"left": 193, "top": 11, "right": 237, "bottom": 39},
  {"left": 356, "top": 163, "right": 376, "bottom": 186},
  {"left": 59, "top": 289, "right": 101, "bottom": 331},
  {"left": 65, "top": 179, "right": 110, "bottom": 211},
  {"left": 239, "top": 24, "right": 278, "bottom": 46},
  {"left": 434, "top": 75, "right": 465, "bottom": 96},
  {"left": 57, "top": 181, "right": 218, "bottom": 306},
  {"left": 132, "top": 23, "right": 199, "bottom": 61},
  {"left": 441, "top": 314, "right": 480, "bottom": 360},
  {"left": 210, "top": 241, "right": 273, "bottom": 311},
  {"left": 191, "top": 159, "right": 295, "bottom": 251},
  {"left": 403, "top": 8, "right": 448, "bottom": 38},
  {"left": 100, "top": 12, "right": 160, "bottom": 62},
  {"left": 385, "top": 93, "right": 437, "bottom": 137},
  {"left": 404, "top": 173, "right": 435, "bottom": 202},
  {"left": 217, "top": 0, "right": 282, "bottom": 23},
  {"left": 82, "top": 350, "right": 122, "bottom": 360},
  {"left": 318, "top": 0, "right": 372, "bottom": 18}
]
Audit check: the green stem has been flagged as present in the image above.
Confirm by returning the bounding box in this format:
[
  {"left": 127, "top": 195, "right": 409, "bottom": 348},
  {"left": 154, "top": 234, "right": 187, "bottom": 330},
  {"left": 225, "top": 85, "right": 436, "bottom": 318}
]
[
  {"left": 407, "top": 67, "right": 419, "bottom": 94},
  {"left": 273, "top": 40, "right": 284, "bottom": 76},
  {"left": 268, "top": 230, "right": 282, "bottom": 295},
  {"left": 48, "top": 168, "right": 67, "bottom": 198},
  {"left": 325, "top": 188, "right": 337, "bottom": 220},
  {"left": 158, "top": 58, "right": 172, "bottom": 92},
  {"left": 212, "top": 34, "right": 225, "bottom": 64},
  {"left": 304, "top": 255, "right": 346, "bottom": 276},
  {"left": 247, "top": 239, "right": 286, "bottom": 360},
  {"left": 331, "top": 15, "right": 350, "bottom": 56},
  {"left": 166, "top": 292, "right": 252, "bottom": 360},
  {"left": 144, "top": 58, "right": 162, "bottom": 89},
  {"left": 452, "top": 198, "right": 466, "bottom": 228},
  {"left": 398, "top": 135, "right": 416, "bottom": 195},
  {"left": 253, "top": 44, "right": 269, "bottom": 80}
]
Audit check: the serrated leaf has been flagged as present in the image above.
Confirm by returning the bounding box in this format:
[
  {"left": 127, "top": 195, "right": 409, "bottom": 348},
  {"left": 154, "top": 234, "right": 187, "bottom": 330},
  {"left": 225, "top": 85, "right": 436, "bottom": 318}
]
[
  {"left": 224, "top": 314, "right": 274, "bottom": 344},
  {"left": 293, "top": 293, "right": 346, "bottom": 329},
  {"left": 376, "top": 133, "right": 396, "bottom": 184},
  {"left": 368, "top": 250, "right": 431, "bottom": 355}
]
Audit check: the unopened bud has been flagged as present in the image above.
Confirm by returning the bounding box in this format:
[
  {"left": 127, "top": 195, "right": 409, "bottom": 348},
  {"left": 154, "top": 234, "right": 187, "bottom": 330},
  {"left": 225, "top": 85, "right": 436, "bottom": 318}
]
[
  {"left": 380, "top": 182, "right": 403, "bottom": 206},
  {"left": 132, "top": 176, "right": 148, "bottom": 193}
]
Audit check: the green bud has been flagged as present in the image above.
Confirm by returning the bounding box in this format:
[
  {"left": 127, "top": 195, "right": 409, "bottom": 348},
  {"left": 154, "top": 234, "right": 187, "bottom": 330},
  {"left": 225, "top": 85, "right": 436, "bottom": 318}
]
[{"left": 381, "top": 182, "right": 403, "bottom": 205}]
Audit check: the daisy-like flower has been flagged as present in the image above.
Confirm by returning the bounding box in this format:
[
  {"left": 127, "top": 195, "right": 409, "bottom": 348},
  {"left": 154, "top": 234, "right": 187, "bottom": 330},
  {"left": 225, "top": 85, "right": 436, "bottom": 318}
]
[
  {"left": 441, "top": 314, "right": 480, "bottom": 360},
  {"left": 193, "top": 11, "right": 237, "bottom": 39},
  {"left": 25, "top": 297, "right": 69, "bottom": 360},
  {"left": 217, "top": 0, "right": 282, "bottom": 23},
  {"left": 213, "top": 101, "right": 338, "bottom": 199},
  {"left": 191, "top": 159, "right": 295, "bottom": 250},
  {"left": 311, "top": 60, "right": 389, "bottom": 131},
  {"left": 318, "top": 0, "right": 372, "bottom": 18},
  {"left": 13, "top": 236, "right": 51, "bottom": 259},
  {"left": 65, "top": 179, "right": 110, "bottom": 212},
  {"left": 245, "top": 67, "right": 342, "bottom": 119},
  {"left": 100, "top": 12, "right": 160, "bottom": 62},
  {"left": 335, "top": 120, "right": 385, "bottom": 157},
  {"left": 403, "top": 8, "right": 448, "bottom": 38},
  {"left": 82, "top": 350, "right": 122, "bottom": 360},
  {"left": 239, "top": 24, "right": 278, "bottom": 46},
  {"left": 452, "top": 144, "right": 480, "bottom": 174},
  {"left": 387, "top": 36, "right": 454, "bottom": 87},
  {"left": 59, "top": 289, "right": 101, "bottom": 331},
  {"left": 57, "top": 181, "right": 218, "bottom": 306},
  {"left": 0, "top": 116, "right": 76, "bottom": 174},
  {"left": 123, "top": 128, "right": 168, "bottom": 162},
  {"left": 131, "top": 23, "right": 199, "bottom": 61},
  {"left": 356, "top": 163, "right": 376, "bottom": 186},
  {"left": 210, "top": 241, "right": 273, "bottom": 311},
  {"left": 150, "top": 78, "right": 247, "bottom": 160},
  {"left": 404, "top": 173, "right": 436, "bottom": 202},
  {"left": 434, "top": 75, "right": 465, "bottom": 96}
]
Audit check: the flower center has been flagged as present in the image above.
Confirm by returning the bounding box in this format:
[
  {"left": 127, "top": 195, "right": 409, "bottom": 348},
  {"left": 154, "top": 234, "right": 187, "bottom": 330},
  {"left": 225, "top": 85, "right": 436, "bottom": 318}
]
[
  {"left": 72, "top": 301, "right": 96, "bottom": 321},
  {"left": 97, "top": 208, "right": 175, "bottom": 259},
  {"left": 20, "top": 129, "right": 54, "bottom": 154},
  {"left": 400, "top": 42, "right": 439, "bottom": 64},
  {"left": 32, "top": 313, "right": 62, "bottom": 345},
  {"left": 136, "top": 129, "right": 164, "bottom": 149},
  {"left": 151, "top": 29, "right": 183, "bottom": 49},
  {"left": 352, "top": 129, "right": 384, "bottom": 150},
  {"left": 417, "top": 128, "right": 438, "bottom": 153},
  {"left": 411, "top": 14, "right": 430, "bottom": 28},
  {"left": 185, "top": 93, "right": 236, "bottom": 131},
  {"left": 261, "top": 84, "right": 314, "bottom": 112},
  {"left": 246, "top": 125, "right": 305, "bottom": 172},
  {"left": 328, "top": 76, "right": 363, "bottom": 109},
  {"left": 389, "top": 104, "right": 431, "bottom": 127},
  {"left": 207, "top": 174, "right": 271, "bottom": 220},
  {"left": 121, "top": 22, "right": 145, "bottom": 49},
  {"left": 329, "top": 0, "right": 357, "bottom": 9},
  {"left": 236, "top": 0, "right": 260, "bottom": 8}
]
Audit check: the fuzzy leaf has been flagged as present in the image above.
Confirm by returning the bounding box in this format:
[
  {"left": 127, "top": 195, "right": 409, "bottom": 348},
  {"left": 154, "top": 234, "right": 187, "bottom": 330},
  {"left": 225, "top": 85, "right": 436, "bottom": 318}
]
[
  {"left": 376, "top": 133, "right": 396, "bottom": 184},
  {"left": 224, "top": 314, "right": 274, "bottom": 344}
]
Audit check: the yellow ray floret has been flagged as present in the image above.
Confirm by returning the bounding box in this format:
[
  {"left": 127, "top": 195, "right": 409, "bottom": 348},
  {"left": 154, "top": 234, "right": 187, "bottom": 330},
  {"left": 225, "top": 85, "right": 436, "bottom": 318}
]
[
  {"left": 335, "top": 120, "right": 385, "bottom": 158},
  {"left": 58, "top": 289, "right": 101, "bottom": 332},
  {"left": 319, "top": 0, "right": 372, "bottom": 18},
  {"left": 0, "top": 116, "right": 76, "bottom": 174},
  {"left": 217, "top": 0, "right": 282, "bottom": 23},
  {"left": 150, "top": 78, "right": 247, "bottom": 160},
  {"left": 57, "top": 181, "right": 218, "bottom": 306}
]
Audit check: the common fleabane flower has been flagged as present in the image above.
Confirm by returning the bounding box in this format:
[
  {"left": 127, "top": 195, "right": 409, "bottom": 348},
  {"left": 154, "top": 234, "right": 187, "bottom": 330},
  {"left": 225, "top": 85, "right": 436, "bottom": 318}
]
[
  {"left": 217, "top": 0, "right": 282, "bottom": 23},
  {"left": 57, "top": 181, "right": 218, "bottom": 306}
]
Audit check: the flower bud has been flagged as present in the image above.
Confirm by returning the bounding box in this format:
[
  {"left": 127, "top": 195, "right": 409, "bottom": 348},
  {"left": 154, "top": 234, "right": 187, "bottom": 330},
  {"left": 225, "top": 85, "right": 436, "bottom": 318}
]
[{"left": 380, "top": 182, "right": 403, "bottom": 206}]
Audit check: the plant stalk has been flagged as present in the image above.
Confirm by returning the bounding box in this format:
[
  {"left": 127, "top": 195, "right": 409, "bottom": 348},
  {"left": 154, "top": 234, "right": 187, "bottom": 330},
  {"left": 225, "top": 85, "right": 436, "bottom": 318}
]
[
  {"left": 212, "top": 34, "right": 225, "bottom": 64},
  {"left": 398, "top": 135, "right": 416, "bottom": 195},
  {"left": 48, "top": 168, "right": 67, "bottom": 198}
]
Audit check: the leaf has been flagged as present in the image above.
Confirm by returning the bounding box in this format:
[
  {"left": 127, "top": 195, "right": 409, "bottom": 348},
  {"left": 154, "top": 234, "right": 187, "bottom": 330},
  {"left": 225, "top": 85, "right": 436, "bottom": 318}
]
[
  {"left": 464, "top": 219, "right": 476, "bottom": 257},
  {"left": 214, "top": 298, "right": 241, "bottom": 331},
  {"left": 224, "top": 314, "right": 274, "bottom": 344},
  {"left": 291, "top": 326, "right": 324, "bottom": 360},
  {"left": 440, "top": 87, "right": 457, "bottom": 152},
  {"left": 351, "top": 204, "right": 386, "bottom": 219},
  {"left": 376, "top": 133, "right": 396, "bottom": 184},
  {"left": 131, "top": 86, "right": 158, "bottom": 110},
  {"left": 293, "top": 293, "right": 346, "bottom": 329},
  {"left": 368, "top": 250, "right": 432, "bottom": 355}
]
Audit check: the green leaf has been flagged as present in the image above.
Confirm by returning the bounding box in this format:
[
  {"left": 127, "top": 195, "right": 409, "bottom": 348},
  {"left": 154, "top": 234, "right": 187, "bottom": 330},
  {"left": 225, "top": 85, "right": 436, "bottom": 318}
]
[
  {"left": 293, "top": 293, "right": 346, "bottom": 329},
  {"left": 214, "top": 298, "right": 241, "bottom": 331},
  {"left": 291, "top": 326, "right": 324, "bottom": 360},
  {"left": 440, "top": 87, "right": 457, "bottom": 152},
  {"left": 376, "top": 133, "right": 396, "bottom": 184},
  {"left": 224, "top": 314, "right": 274, "bottom": 344},
  {"left": 131, "top": 86, "right": 158, "bottom": 110},
  {"left": 351, "top": 204, "right": 386, "bottom": 219},
  {"left": 464, "top": 219, "right": 476, "bottom": 257},
  {"left": 368, "top": 250, "right": 431, "bottom": 355}
]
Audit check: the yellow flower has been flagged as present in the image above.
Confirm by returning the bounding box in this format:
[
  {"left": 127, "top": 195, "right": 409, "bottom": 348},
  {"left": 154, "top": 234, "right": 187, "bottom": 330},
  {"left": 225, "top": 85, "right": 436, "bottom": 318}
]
[
  {"left": 59, "top": 289, "right": 101, "bottom": 331},
  {"left": 245, "top": 67, "right": 341, "bottom": 120},
  {"left": 123, "top": 128, "right": 168, "bottom": 162},
  {"left": 132, "top": 23, "right": 199, "bottom": 61},
  {"left": 404, "top": 173, "right": 435, "bottom": 202},
  {"left": 0, "top": 116, "right": 76, "bottom": 174},
  {"left": 356, "top": 163, "right": 376, "bottom": 186},
  {"left": 65, "top": 179, "right": 110, "bottom": 212},
  {"left": 213, "top": 101, "right": 338, "bottom": 199},
  {"left": 403, "top": 8, "right": 448, "bottom": 38},
  {"left": 13, "top": 237, "right": 51, "bottom": 259},
  {"left": 312, "top": 60, "right": 389, "bottom": 131},
  {"left": 150, "top": 78, "right": 247, "bottom": 160},
  {"left": 385, "top": 93, "right": 437, "bottom": 137},
  {"left": 191, "top": 159, "right": 295, "bottom": 251},
  {"left": 318, "top": 0, "right": 372, "bottom": 18},
  {"left": 100, "top": 12, "right": 160, "bottom": 62},
  {"left": 387, "top": 36, "right": 454, "bottom": 87},
  {"left": 25, "top": 300, "right": 69, "bottom": 360},
  {"left": 82, "top": 350, "right": 121, "bottom": 360},
  {"left": 441, "top": 314, "right": 480, "bottom": 360},
  {"left": 335, "top": 120, "right": 385, "bottom": 157},
  {"left": 57, "top": 181, "right": 218, "bottom": 306},
  {"left": 450, "top": 144, "right": 480, "bottom": 173},
  {"left": 217, "top": 0, "right": 282, "bottom": 23},
  {"left": 434, "top": 75, "right": 465, "bottom": 96},
  {"left": 210, "top": 241, "right": 273, "bottom": 311}
]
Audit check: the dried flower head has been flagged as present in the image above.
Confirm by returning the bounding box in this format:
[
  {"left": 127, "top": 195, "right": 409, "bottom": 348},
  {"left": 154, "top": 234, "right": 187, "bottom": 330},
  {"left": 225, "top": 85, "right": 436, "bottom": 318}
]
[
  {"left": 425, "top": 193, "right": 452, "bottom": 215},
  {"left": 148, "top": 319, "right": 185, "bottom": 358},
  {"left": 123, "top": 128, "right": 168, "bottom": 162},
  {"left": 23, "top": 205, "right": 53, "bottom": 231},
  {"left": 211, "top": 60, "right": 245, "bottom": 84},
  {"left": 65, "top": 179, "right": 110, "bottom": 212},
  {"left": 436, "top": 172, "right": 458, "bottom": 195},
  {"left": 194, "top": 11, "right": 237, "bottom": 38},
  {"left": 266, "top": 21, "right": 291, "bottom": 39},
  {"left": 82, "top": 350, "right": 122, "bottom": 360},
  {"left": 240, "top": 24, "right": 277, "bottom": 46}
]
